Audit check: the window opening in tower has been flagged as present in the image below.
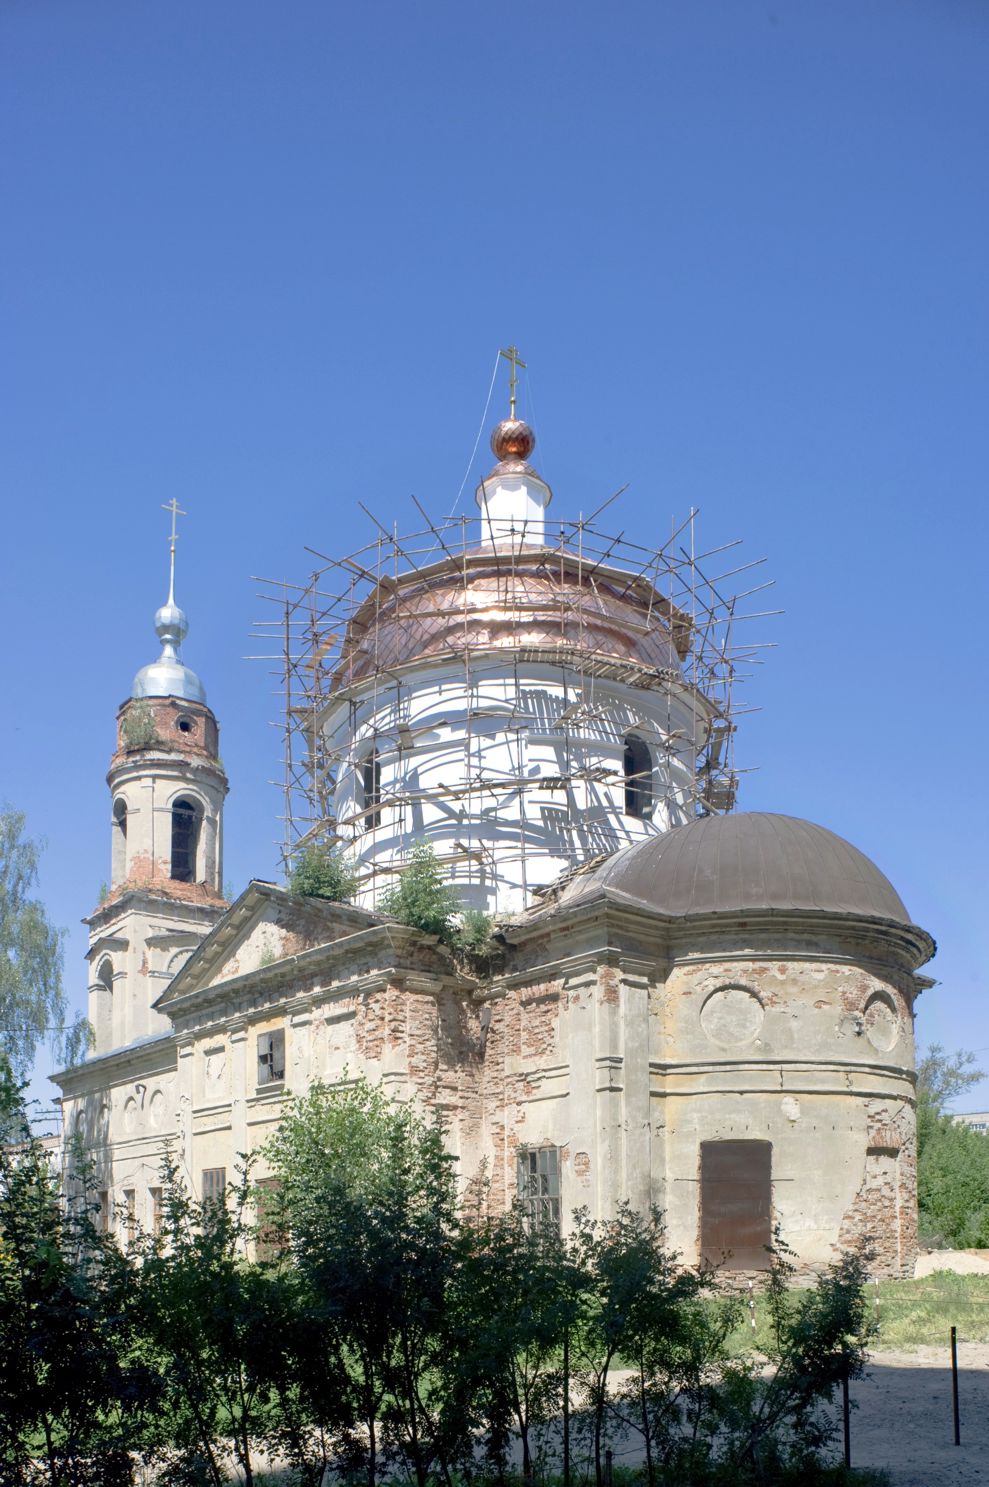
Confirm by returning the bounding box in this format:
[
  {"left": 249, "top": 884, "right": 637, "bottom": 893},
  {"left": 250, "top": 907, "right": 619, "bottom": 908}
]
[{"left": 171, "top": 798, "right": 200, "bottom": 882}]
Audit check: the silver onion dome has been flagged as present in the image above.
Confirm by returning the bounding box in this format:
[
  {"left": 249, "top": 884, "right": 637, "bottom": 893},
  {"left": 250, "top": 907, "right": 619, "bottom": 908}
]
[{"left": 132, "top": 595, "right": 206, "bottom": 704}]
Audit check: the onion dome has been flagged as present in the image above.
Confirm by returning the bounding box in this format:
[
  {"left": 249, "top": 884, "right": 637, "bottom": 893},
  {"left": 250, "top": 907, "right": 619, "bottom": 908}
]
[
  {"left": 132, "top": 516, "right": 206, "bottom": 703},
  {"left": 491, "top": 418, "right": 536, "bottom": 466}
]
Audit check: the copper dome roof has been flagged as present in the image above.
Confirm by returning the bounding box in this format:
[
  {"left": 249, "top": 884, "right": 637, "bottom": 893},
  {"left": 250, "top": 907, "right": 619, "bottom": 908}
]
[
  {"left": 559, "top": 812, "right": 921, "bottom": 928},
  {"left": 331, "top": 547, "right": 692, "bottom": 691}
]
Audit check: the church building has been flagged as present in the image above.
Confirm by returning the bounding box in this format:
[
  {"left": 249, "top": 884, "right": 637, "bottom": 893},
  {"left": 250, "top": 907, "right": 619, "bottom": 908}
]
[{"left": 55, "top": 375, "right": 935, "bottom": 1277}]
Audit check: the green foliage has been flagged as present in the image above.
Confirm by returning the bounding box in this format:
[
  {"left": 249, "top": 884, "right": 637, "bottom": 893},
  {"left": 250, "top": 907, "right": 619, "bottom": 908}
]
[
  {"left": 0, "top": 807, "right": 87, "bottom": 1079},
  {"left": 127, "top": 1149, "right": 308, "bottom": 1487},
  {"left": 870, "top": 1270, "right": 989, "bottom": 1347},
  {"left": 120, "top": 702, "right": 160, "bottom": 750},
  {"left": 917, "top": 1043, "right": 984, "bottom": 1122},
  {"left": 915, "top": 1044, "right": 989, "bottom": 1247},
  {"left": 0, "top": 1071, "right": 882, "bottom": 1486},
  {"left": 289, "top": 843, "right": 360, "bottom": 903},
  {"left": 379, "top": 842, "right": 461, "bottom": 940},
  {"left": 264, "top": 1078, "right": 461, "bottom": 1487},
  {"left": 0, "top": 1082, "right": 156, "bottom": 1484},
  {"left": 446, "top": 906, "right": 495, "bottom": 956},
  {"left": 918, "top": 1115, "right": 989, "bottom": 1247}
]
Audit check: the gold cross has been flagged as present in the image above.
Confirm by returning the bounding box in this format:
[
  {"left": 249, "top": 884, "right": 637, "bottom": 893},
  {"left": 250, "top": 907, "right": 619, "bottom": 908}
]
[{"left": 499, "top": 344, "right": 527, "bottom": 420}]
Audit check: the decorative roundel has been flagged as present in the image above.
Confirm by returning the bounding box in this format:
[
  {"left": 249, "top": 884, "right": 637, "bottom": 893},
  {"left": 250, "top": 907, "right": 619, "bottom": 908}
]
[
  {"left": 864, "top": 993, "right": 900, "bottom": 1052},
  {"left": 700, "top": 985, "right": 764, "bottom": 1047}
]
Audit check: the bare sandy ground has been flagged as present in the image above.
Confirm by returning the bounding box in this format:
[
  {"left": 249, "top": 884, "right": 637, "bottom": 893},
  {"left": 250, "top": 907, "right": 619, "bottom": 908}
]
[{"left": 845, "top": 1342, "right": 989, "bottom": 1487}]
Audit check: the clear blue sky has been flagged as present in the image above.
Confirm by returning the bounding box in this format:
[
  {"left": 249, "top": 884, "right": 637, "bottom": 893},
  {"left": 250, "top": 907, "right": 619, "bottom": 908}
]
[{"left": 2, "top": 0, "right": 987, "bottom": 1111}]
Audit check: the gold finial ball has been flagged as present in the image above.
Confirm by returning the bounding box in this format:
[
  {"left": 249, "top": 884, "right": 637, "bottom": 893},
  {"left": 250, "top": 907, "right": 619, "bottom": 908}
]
[{"left": 491, "top": 418, "right": 536, "bottom": 462}]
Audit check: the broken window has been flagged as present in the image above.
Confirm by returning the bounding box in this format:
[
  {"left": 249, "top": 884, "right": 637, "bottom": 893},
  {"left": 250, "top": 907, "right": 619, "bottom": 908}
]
[
  {"left": 257, "top": 1029, "right": 286, "bottom": 1088},
  {"left": 623, "top": 735, "right": 654, "bottom": 819},
  {"left": 98, "top": 1190, "right": 110, "bottom": 1234},
  {"left": 359, "top": 748, "right": 382, "bottom": 831},
  {"left": 700, "top": 1139, "right": 772, "bottom": 1270},
  {"left": 171, "top": 797, "right": 200, "bottom": 882},
  {"left": 517, "top": 1146, "right": 562, "bottom": 1233},
  {"left": 201, "top": 1168, "right": 226, "bottom": 1206},
  {"left": 123, "top": 1188, "right": 136, "bottom": 1238},
  {"left": 255, "top": 1176, "right": 285, "bottom": 1261},
  {"left": 149, "top": 1185, "right": 164, "bottom": 1237}
]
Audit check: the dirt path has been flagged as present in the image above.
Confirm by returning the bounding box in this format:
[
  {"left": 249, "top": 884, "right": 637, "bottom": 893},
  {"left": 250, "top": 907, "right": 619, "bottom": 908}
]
[{"left": 847, "top": 1343, "right": 989, "bottom": 1486}]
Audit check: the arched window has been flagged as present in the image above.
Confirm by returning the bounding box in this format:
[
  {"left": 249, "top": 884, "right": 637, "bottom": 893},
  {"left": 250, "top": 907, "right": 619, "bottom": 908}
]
[
  {"left": 623, "top": 735, "right": 654, "bottom": 819},
  {"left": 111, "top": 798, "right": 127, "bottom": 882},
  {"left": 170, "top": 797, "right": 200, "bottom": 882},
  {"left": 359, "top": 748, "right": 382, "bottom": 832},
  {"left": 94, "top": 957, "right": 114, "bottom": 1050}
]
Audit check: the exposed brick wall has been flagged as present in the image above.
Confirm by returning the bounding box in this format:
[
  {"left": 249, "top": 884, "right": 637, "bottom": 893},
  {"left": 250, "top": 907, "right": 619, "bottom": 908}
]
[
  {"left": 837, "top": 1100, "right": 917, "bottom": 1278},
  {"left": 113, "top": 696, "right": 222, "bottom": 765}
]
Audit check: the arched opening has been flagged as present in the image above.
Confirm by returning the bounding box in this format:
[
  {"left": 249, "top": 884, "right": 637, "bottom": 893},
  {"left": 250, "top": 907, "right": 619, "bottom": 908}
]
[
  {"left": 623, "top": 735, "right": 654, "bottom": 819},
  {"left": 170, "top": 797, "right": 201, "bottom": 883},
  {"left": 359, "top": 748, "right": 382, "bottom": 832},
  {"left": 111, "top": 798, "right": 127, "bottom": 882},
  {"left": 94, "top": 957, "right": 114, "bottom": 1050}
]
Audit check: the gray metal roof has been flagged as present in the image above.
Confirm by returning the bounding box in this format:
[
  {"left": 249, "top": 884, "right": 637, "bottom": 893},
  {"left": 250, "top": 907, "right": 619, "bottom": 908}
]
[{"left": 564, "top": 811, "right": 914, "bottom": 924}]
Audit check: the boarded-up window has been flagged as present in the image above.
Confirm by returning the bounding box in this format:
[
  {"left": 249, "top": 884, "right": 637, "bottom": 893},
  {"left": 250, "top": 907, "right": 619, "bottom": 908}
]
[
  {"left": 700, "top": 1140, "right": 772, "bottom": 1270},
  {"left": 201, "top": 1167, "right": 226, "bottom": 1206},
  {"left": 517, "top": 1147, "right": 561, "bottom": 1233},
  {"left": 98, "top": 1189, "right": 110, "bottom": 1234},
  {"left": 123, "top": 1188, "right": 136, "bottom": 1237},
  {"left": 257, "top": 1029, "right": 286, "bottom": 1087}
]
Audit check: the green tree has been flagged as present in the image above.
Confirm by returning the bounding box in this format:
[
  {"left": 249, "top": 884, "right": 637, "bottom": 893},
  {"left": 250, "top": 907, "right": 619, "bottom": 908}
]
[
  {"left": 288, "top": 843, "right": 360, "bottom": 903},
  {"left": 0, "top": 1074, "right": 154, "bottom": 1485},
  {"left": 1, "top": 808, "right": 89, "bottom": 1078},
  {"left": 916, "top": 1044, "right": 989, "bottom": 1246},
  {"left": 452, "top": 1207, "right": 576, "bottom": 1483},
  {"left": 264, "top": 1078, "right": 462, "bottom": 1487},
  {"left": 379, "top": 842, "right": 460, "bottom": 941},
  {"left": 128, "top": 1151, "right": 289, "bottom": 1487},
  {"left": 714, "top": 1240, "right": 874, "bottom": 1482},
  {"left": 918, "top": 1119, "right": 989, "bottom": 1247}
]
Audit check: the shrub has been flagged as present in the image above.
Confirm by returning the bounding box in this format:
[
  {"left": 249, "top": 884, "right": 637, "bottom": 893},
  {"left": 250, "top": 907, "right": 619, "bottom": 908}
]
[
  {"left": 120, "top": 702, "right": 159, "bottom": 750},
  {"left": 446, "top": 906, "right": 495, "bottom": 954},
  {"left": 379, "top": 842, "right": 460, "bottom": 940},
  {"left": 289, "top": 844, "right": 359, "bottom": 903}
]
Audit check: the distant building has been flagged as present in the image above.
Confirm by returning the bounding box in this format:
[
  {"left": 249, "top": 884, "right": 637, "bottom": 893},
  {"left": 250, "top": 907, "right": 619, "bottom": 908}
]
[
  {"left": 54, "top": 387, "right": 935, "bottom": 1278},
  {"left": 953, "top": 1113, "right": 989, "bottom": 1134}
]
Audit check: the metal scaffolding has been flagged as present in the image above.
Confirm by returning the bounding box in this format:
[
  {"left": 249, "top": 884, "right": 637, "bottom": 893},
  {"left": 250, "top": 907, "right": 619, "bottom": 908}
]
[{"left": 250, "top": 504, "right": 777, "bottom": 890}]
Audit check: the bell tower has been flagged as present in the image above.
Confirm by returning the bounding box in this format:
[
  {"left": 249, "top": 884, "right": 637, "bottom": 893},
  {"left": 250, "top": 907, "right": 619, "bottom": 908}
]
[{"left": 86, "top": 504, "right": 229, "bottom": 1055}]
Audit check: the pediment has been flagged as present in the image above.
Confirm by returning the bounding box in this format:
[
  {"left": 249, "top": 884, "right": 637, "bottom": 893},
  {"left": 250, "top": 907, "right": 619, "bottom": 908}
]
[{"left": 154, "top": 881, "right": 381, "bottom": 1008}]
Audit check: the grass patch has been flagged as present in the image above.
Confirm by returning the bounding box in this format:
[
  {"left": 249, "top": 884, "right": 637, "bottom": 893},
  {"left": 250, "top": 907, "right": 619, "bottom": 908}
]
[
  {"left": 714, "top": 1271, "right": 989, "bottom": 1354},
  {"left": 872, "top": 1271, "right": 989, "bottom": 1349}
]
